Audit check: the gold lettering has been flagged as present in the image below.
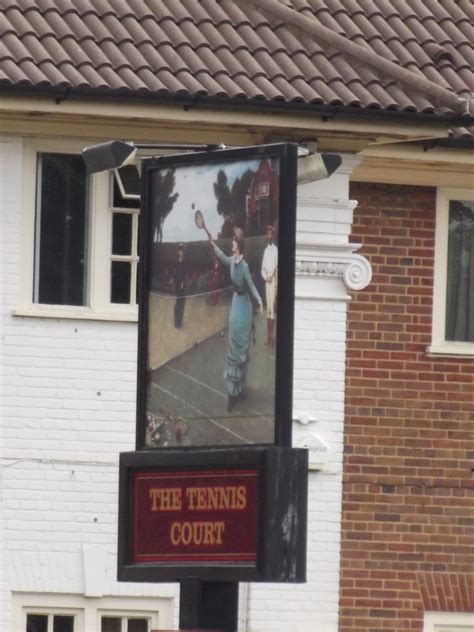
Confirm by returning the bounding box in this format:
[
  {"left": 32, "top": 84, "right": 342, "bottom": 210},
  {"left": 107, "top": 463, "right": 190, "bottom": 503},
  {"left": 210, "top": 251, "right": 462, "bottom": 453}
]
[
  {"left": 149, "top": 487, "right": 182, "bottom": 511},
  {"left": 196, "top": 488, "right": 208, "bottom": 510},
  {"left": 169, "top": 521, "right": 226, "bottom": 546},
  {"left": 236, "top": 485, "right": 247, "bottom": 509},
  {"left": 149, "top": 488, "right": 160, "bottom": 511},
  {"left": 181, "top": 522, "right": 192, "bottom": 545},
  {"left": 186, "top": 487, "right": 198, "bottom": 510},
  {"left": 170, "top": 522, "right": 180, "bottom": 545},
  {"left": 219, "top": 487, "right": 230, "bottom": 509},
  {"left": 214, "top": 521, "right": 225, "bottom": 544},
  {"left": 184, "top": 486, "right": 248, "bottom": 511},
  {"left": 207, "top": 487, "right": 219, "bottom": 510},
  {"left": 203, "top": 521, "right": 215, "bottom": 545}
]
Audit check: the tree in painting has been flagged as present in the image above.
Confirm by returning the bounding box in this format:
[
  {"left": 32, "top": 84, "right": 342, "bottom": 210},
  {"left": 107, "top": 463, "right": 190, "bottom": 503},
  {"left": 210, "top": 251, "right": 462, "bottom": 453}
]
[
  {"left": 213, "top": 168, "right": 255, "bottom": 237},
  {"left": 152, "top": 168, "right": 179, "bottom": 242}
]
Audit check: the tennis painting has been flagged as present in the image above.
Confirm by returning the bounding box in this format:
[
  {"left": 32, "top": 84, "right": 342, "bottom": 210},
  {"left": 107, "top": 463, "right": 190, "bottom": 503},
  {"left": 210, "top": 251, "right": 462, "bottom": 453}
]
[{"left": 137, "top": 144, "right": 297, "bottom": 449}]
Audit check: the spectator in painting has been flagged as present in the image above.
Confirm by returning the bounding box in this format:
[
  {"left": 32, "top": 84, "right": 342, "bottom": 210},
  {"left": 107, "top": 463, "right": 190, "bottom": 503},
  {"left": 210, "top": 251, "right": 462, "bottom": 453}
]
[
  {"left": 206, "top": 256, "right": 222, "bottom": 306},
  {"left": 171, "top": 243, "right": 186, "bottom": 329},
  {"left": 261, "top": 225, "right": 278, "bottom": 347}
]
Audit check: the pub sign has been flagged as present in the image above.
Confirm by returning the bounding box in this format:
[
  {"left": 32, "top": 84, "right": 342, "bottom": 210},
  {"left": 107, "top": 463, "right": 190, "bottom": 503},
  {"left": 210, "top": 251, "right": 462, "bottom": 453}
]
[{"left": 118, "top": 144, "right": 307, "bottom": 585}]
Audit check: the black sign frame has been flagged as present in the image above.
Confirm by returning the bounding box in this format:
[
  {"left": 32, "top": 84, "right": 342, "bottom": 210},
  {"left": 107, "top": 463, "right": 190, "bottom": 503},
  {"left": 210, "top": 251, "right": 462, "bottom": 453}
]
[
  {"left": 117, "top": 447, "right": 307, "bottom": 583},
  {"left": 135, "top": 143, "right": 298, "bottom": 451}
]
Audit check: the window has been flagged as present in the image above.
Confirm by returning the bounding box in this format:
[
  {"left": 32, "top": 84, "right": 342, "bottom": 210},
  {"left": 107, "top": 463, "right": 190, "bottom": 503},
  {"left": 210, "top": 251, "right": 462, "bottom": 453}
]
[
  {"left": 100, "top": 615, "right": 149, "bottom": 632},
  {"left": 110, "top": 173, "right": 140, "bottom": 305},
  {"left": 12, "top": 594, "right": 168, "bottom": 632},
  {"left": 27, "top": 613, "right": 75, "bottom": 632},
  {"left": 424, "top": 610, "right": 474, "bottom": 631},
  {"left": 16, "top": 139, "right": 140, "bottom": 321},
  {"left": 430, "top": 188, "right": 474, "bottom": 355},
  {"left": 34, "top": 153, "right": 89, "bottom": 306}
]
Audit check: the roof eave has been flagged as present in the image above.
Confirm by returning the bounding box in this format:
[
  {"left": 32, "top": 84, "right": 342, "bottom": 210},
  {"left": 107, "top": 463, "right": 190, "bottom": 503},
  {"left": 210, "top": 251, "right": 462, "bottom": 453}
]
[{"left": 1, "top": 84, "right": 473, "bottom": 130}]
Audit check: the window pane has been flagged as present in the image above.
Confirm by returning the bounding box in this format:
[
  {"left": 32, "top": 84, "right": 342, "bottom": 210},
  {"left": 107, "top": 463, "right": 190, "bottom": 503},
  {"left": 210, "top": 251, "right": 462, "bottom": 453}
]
[
  {"left": 53, "top": 616, "right": 74, "bottom": 632},
  {"left": 101, "top": 617, "right": 121, "bottom": 632},
  {"left": 111, "top": 261, "right": 131, "bottom": 303},
  {"left": 113, "top": 170, "right": 141, "bottom": 209},
  {"left": 36, "top": 153, "right": 88, "bottom": 305},
  {"left": 112, "top": 213, "right": 133, "bottom": 255},
  {"left": 128, "top": 619, "right": 148, "bottom": 632},
  {"left": 446, "top": 200, "right": 474, "bottom": 342},
  {"left": 26, "top": 614, "right": 48, "bottom": 632}
]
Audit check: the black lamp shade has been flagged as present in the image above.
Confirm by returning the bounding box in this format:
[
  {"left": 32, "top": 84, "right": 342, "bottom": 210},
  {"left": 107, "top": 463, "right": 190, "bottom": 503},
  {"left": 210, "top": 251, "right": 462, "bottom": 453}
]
[{"left": 82, "top": 140, "right": 136, "bottom": 174}]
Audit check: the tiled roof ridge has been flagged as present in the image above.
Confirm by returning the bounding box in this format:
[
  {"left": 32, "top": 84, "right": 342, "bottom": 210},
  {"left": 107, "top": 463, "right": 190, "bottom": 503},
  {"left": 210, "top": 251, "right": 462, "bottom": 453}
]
[{"left": 237, "top": 0, "right": 469, "bottom": 114}]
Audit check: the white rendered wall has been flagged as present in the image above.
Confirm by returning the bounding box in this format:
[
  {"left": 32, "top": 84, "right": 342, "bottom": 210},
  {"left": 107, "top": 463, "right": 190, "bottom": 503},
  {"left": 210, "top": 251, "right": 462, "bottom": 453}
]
[
  {"left": 0, "top": 138, "right": 369, "bottom": 632},
  {"left": 0, "top": 137, "right": 175, "bottom": 632}
]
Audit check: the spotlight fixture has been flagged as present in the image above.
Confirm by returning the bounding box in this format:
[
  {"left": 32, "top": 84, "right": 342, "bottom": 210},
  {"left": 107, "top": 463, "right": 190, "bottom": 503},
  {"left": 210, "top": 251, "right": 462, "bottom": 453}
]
[
  {"left": 82, "top": 140, "right": 224, "bottom": 174},
  {"left": 297, "top": 152, "right": 342, "bottom": 184}
]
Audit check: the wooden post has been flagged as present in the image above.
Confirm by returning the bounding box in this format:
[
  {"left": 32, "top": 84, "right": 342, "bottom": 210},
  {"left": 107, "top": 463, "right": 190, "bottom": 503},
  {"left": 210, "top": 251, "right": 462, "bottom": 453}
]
[{"left": 179, "top": 579, "right": 239, "bottom": 632}]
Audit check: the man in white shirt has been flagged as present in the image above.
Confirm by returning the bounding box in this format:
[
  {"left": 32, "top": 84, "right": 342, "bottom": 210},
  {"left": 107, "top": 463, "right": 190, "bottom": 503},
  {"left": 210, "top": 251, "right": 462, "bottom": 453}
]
[{"left": 261, "top": 225, "right": 278, "bottom": 347}]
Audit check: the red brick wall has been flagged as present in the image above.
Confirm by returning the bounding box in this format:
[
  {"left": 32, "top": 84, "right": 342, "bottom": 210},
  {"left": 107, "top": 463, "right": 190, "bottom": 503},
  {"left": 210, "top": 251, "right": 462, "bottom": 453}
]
[{"left": 340, "top": 182, "right": 474, "bottom": 631}]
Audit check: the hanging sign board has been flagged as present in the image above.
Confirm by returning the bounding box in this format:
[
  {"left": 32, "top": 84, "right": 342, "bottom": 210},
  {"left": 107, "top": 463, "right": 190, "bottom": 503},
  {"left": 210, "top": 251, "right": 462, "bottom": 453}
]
[
  {"left": 132, "top": 467, "right": 258, "bottom": 564},
  {"left": 118, "top": 447, "right": 307, "bottom": 583},
  {"left": 118, "top": 144, "right": 307, "bottom": 586},
  {"left": 135, "top": 143, "right": 298, "bottom": 451}
]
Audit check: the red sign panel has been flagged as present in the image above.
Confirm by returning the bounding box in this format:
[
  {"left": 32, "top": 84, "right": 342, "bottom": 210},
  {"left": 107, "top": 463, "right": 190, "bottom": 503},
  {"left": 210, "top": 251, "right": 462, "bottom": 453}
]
[{"left": 132, "top": 468, "right": 258, "bottom": 563}]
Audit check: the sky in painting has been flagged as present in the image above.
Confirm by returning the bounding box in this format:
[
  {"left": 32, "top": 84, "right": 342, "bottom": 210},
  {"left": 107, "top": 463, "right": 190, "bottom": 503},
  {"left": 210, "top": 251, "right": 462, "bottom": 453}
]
[{"left": 160, "top": 158, "right": 261, "bottom": 242}]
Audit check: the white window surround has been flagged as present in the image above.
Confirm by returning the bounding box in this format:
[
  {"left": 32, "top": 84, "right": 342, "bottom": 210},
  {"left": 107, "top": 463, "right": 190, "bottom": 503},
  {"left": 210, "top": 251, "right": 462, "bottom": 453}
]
[
  {"left": 428, "top": 187, "right": 474, "bottom": 356},
  {"left": 424, "top": 611, "right": 474, "bottom": 631},
  {"left": 14, "top": 138, "right": 138, "bottom": 322},
  {"left": 13, "top": 602, "right": 84, "bottom": 632},
  {"left": 12, "top": 594, "right": 167, "bottom": 632}
]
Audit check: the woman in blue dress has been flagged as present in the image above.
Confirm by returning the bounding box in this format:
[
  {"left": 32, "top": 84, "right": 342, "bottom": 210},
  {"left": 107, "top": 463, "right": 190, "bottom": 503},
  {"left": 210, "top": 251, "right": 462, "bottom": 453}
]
[{"left": 209, "top": 227, "right": 263, "bottom": 412}]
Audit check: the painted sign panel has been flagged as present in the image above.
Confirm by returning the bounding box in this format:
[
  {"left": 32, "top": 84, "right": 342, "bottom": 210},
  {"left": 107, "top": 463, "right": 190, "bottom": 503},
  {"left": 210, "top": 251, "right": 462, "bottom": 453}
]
[
  {"left": 118, "top": 447, "right": 308, "bottom": 583},
  {"left": 132, "top": 468, "right": 258, "bottom": 563},
  {"left": 136, "top": 144, "right": 297, "bottom": 450}
]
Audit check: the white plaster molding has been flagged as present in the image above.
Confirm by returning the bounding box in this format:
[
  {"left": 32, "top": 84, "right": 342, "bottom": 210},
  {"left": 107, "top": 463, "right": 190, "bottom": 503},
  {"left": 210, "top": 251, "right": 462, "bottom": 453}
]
[
  {"left": 297, "top": 197, "right": 358, "bottom": 211},
  {"left": 295, "top": 242, "right": 372, "bottom": 292},
  {"left": 338, "top": 152, "right": 363, "bottom": 175}
]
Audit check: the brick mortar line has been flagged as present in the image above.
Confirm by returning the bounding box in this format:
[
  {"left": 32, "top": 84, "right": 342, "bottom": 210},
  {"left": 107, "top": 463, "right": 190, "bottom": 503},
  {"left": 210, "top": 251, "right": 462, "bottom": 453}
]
[
  {"left": 0, "top": 458, "right": 118, "bottom": 468},
  {"left": 342, "top": 479, "right": 473, "bottom": 491}
]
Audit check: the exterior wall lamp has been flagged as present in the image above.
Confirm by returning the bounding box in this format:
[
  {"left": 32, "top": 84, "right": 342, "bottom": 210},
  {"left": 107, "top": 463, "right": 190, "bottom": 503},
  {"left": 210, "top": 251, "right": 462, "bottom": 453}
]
[{"left": 82, "top": 139, "right": 342, "bottom": 184}]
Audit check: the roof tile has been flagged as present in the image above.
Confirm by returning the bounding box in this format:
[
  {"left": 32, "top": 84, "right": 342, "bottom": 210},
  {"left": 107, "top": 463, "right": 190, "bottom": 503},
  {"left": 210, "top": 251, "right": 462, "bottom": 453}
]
[
  {"left": 101, "top": 14, "right": 133, "bottom": 43},
  {"left": 82, "top": 12, "right": 116, "bottom": 42},
  {"left": 21, "top": 9, "right": 55, "bottom": 38},
  {"left": 4, "top": 6, "right": 35, "bottom": 36},
  {"left": 74, "top": 63, "right": 109, "bottom": 88},
  {"left": 117, "top": 41, "right": 150, "bottom": 71},
  {"left": 2, "top": 32, "right": 32, "bottom": 62},
  {"left": 35, "top": 34, "right": 71, "bottom": 65},
  {"left": 56, "top": 61, "right": 91, "bottom": 87},
  {"left": 60, "top": 36, "right": 94, "bottom": 67},
  {"left": 39, "top": 9, "right": 76, "bottom": 39},
  {"left": 119, "top": 15, "right": 153, "bottom": 45},
  {"left": 136, "top": 41, "right": 174, "bottom": 73},
  {"left": 272, "top": 76, "right": 306, "bottom": 102},
  {"left": 118, "top": 0, "right": 153, "bottom": 21},
  {"left": 62, "top": 11, "right": 96, "bottom": 41},
  {"left": 178, "top": 0, "right": 214, "bottom": 24},
  {"left": 0, "top": 0, "right": 471, "bottom": 127},
  {"left": 1, "top": 57, "right": 30, "bottom": 83},
  {"left": 79, "top": 38, "right": 113, "bottom": 68},
  {"left": 18, "top": 58, "right": 53, "bottom": 85},
  {"left": 207, "top": 72, "right": 242, "bottom": 98}
]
